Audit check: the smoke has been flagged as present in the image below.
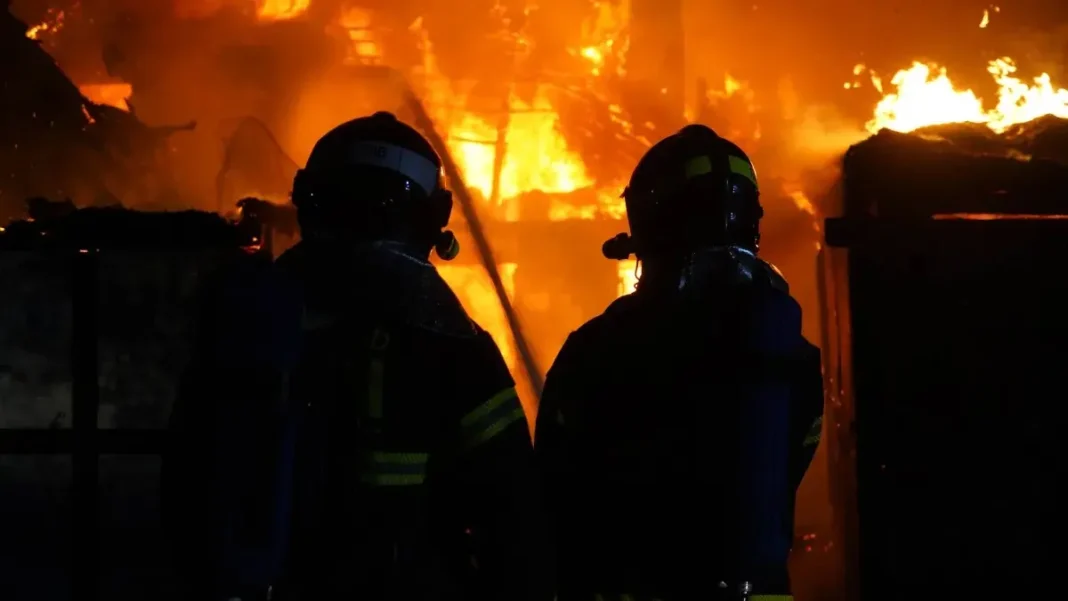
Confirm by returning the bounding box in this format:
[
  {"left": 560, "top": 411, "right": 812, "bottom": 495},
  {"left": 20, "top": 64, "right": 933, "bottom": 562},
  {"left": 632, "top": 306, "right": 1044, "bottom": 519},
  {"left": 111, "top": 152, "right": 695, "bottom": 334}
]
[{"left": 787, "top": 107, "right": 868, "bottom": 164}]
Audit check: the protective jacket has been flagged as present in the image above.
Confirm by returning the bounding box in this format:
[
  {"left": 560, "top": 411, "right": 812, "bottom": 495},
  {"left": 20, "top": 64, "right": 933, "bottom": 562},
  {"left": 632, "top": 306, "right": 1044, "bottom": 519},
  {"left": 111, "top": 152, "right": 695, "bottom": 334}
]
[
  {"left": 164, "top": 241, "right": 548, "bottom": 601},
  {"left": 535, "top": 253, "right": 823, "bottom": 601}
]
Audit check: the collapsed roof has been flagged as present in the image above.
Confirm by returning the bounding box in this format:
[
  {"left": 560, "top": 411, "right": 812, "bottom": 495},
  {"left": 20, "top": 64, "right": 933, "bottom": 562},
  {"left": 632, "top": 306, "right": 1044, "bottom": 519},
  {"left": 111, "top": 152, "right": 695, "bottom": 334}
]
[{"left": 0, "top": 6, "right": 195, "bottom": 221}]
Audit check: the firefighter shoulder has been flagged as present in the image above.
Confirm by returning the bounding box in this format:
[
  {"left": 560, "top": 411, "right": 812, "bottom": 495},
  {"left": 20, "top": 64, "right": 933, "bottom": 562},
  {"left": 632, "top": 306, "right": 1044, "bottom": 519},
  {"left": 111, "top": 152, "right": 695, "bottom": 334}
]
[
  {"left": 271, "top": 112, "right": 551, "bottom": 600},
  {"left": 537, "top": 124, "right": 824, "bottom": 601}
]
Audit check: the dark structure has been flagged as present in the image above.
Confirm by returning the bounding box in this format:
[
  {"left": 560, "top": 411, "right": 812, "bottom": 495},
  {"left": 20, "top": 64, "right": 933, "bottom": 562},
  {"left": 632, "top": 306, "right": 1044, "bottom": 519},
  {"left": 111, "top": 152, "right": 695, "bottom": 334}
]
[
  {"left": 0, "top": 202, "right": 263, "bottom": 601},
  {"left": 821, "top": 117, "right": 1068, "bottom": 601}
]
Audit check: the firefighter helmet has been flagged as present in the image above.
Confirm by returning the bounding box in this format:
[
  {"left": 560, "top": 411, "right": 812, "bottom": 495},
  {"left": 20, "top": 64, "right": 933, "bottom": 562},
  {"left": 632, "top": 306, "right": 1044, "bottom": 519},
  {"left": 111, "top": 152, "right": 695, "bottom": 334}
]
[
  {"left": 291, "top": 111, "right": 458, "bottom": 259},
  {"left": 603, "top": 124, "right": 762, "bottom": 260}
]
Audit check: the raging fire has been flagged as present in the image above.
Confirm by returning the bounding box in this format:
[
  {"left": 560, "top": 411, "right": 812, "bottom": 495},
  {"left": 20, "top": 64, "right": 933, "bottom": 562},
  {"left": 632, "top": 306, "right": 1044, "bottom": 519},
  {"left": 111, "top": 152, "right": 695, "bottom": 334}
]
[
  {"left": 574, "top": 0, "right": 630, "bottom": 78},
  {"left": 256, "top": 0, "right": 310, "bottom": 21},
  {"left": 398, "top": 5, "right": 633, "bottom": 373},
  {"left": 445, "top": 99, "right": 595, "bottom": 218},
  {"left": 339, "top": 7, "right": 382, "bottom": 64},
  {"left": 408, "top": 10, "right": 629, "bottom": 223},
  {"left": 859, "top": 58, "right": 1068, "bottom": 134}
]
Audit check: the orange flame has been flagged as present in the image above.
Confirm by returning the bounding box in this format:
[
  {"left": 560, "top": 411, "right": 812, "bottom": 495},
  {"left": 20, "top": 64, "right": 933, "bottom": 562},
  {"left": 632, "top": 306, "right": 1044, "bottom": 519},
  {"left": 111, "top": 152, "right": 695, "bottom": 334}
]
[
  {"left": 79, "top": 83, "right": 133, "bottom": 111},
  {"left": 339, "top": 7, "right": 382, "bottom": 64}
]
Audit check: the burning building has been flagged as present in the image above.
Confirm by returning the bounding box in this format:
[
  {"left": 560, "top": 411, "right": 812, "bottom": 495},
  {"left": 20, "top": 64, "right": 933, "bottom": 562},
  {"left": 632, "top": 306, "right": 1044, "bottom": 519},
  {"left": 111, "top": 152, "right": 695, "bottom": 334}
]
[{"left": 2, "top": 0, "right": 1068, "bottom": 599}]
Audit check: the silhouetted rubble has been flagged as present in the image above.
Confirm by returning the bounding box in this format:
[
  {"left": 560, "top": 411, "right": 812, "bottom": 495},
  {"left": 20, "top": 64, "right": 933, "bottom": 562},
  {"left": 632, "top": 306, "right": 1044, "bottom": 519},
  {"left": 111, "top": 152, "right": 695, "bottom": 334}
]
[
  {"left": 0, "top": 199, "right": 254, "bottom": 250},
  {"left": 0, "top": 201, "right": 262, "bottom": 429},
  {"left": 843, "top": 116, "right": 1068, "bottom": 217}
]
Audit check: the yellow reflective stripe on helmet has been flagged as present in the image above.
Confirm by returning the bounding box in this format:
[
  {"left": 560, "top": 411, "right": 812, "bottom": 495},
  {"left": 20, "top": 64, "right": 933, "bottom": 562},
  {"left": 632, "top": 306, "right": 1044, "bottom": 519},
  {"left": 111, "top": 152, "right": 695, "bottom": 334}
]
[
  {"left": 684, "top": 154, "right": 758, "bottom": 189},
  {"left": 803, "top": 416, "right": 823, "bottom": 447},
  {"left": 684, "top": 155, "right": 713, "bottom": 178},
  {"left": 752, "top": 596, "right": 793, "bottom": 601},
  {"left": 460, "top": 387, "right": 525, "bottom": 449},
  {"left": 360, "top": 451, "right": 429, "bottom": 486},
  {"left": 729, "top": 154, "right": 757, "bottom": 187}
]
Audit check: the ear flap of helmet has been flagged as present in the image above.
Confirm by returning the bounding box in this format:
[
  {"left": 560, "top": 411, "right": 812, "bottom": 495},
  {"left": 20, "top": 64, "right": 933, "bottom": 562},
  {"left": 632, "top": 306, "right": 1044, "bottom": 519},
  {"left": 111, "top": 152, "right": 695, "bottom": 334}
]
[
  {"left": 290, "top": 168, "right": 310, "bottom": 208},
  {"left": 429, "top": 187, "right": 452, "bottom": 229}
]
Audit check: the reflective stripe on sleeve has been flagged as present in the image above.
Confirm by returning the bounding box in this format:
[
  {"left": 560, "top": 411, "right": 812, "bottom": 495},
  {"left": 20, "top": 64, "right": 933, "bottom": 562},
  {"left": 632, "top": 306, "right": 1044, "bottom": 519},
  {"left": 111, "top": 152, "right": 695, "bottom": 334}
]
[
  {"left": 366, "top": 328, "right": 390, "bottom": 419},
  {"left": 460, "top": 387, "right": 525, "bottom": 449},
  {"left": 752, "top": 596, "right": 793, "bottom": 601},
  {"left": 359, "top": 451, "right": 428, "bottom": 486}
]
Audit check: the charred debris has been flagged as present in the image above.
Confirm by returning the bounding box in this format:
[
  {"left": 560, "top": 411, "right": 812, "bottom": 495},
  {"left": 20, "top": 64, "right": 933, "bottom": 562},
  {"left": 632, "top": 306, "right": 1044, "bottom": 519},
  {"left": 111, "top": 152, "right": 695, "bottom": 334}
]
[
  {"left": 1, "top": 6, "right": 196, "bottom": 222},
  {"left": 842, "top": 115, "right": 1068, "bottom": 218},
  {"left": 0, "top": 198, "right": 268, "bottom": 252}
]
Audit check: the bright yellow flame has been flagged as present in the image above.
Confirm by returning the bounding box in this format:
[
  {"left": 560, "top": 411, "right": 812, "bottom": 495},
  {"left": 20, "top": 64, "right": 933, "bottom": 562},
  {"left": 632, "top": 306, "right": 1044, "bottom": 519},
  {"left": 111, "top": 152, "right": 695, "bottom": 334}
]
[
  {"left": 256, "top": 0, "right": 310, "bottom": 21},
  {"left": 979, "top": 5, "right": 1001, "bottom": 28},
  {"left": 865, "top": 58, "right": 1068, "bottom": 134},
  {"left": 447, "top": 100, "right": 593, "bottom": 209},
  {"left": 410, "top": 13, "right": 628, "bottom": 222},
  {"left": 618, "top": 260, "right": 640, "bottom": 297}
]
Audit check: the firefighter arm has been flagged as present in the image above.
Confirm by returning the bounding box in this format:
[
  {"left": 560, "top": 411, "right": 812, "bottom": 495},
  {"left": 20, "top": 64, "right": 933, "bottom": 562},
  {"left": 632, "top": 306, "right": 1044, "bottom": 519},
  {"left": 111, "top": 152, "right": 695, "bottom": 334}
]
[
  {"left": 790, "top": 342, "right": 825, "bottom": 491},
  {"left": 164, "top": 263, "right": 301, "bottom": 600},
  {"left": 455, "top": 335, "right": 554, "bottom": 601},
  {"left": 533, "top": 332, "right": 584, "bottom": 549}
]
